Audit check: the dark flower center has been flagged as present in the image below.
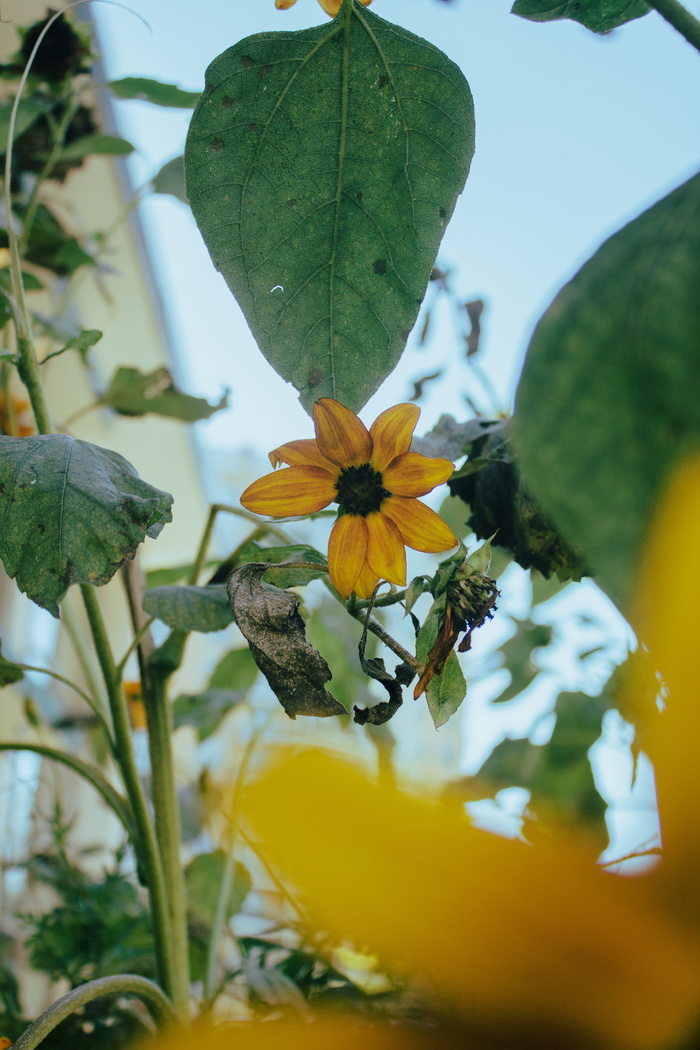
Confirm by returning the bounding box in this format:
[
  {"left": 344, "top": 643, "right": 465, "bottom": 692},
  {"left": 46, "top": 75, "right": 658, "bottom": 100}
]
[{"left": 335, "top": 463, "right": 389, "bottom": 516}]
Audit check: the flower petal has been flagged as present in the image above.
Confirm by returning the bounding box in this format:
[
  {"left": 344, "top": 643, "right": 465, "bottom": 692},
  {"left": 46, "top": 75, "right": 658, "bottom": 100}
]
[
  {"left": 353, "top": 560, "right": 380, "bottom": 600},
  {"left": 244, "top": 750, "right": 700, "bottom": 1050},
  {"left": 383, "top": 452, "right": 454, "bottom": 497},
  {"left": 382, "top": 497, "right": 457, "bottom": 553},
  {"left": 314, "top": 399, "right": 372, "bottom": 468},
  {"left": 328, "top": 514, "right": 368, "bottom": 599},
  {"left": 633, "top": 453, "right": 700, "bottom": 923},
  {"left": 240, "top": 466, "right": 336, "bottom": 517},
  {"left": 369, "top": 403, "right": 421, "bottom": 473},
  {"left": 275, "top": 0, "right": 297, "bottom": 7},
  {"left": 268, "top": 439, "right": 338, "bottom": 473},
  {"left": 365, "top": 512, "right": 406, "bottom": 587}
]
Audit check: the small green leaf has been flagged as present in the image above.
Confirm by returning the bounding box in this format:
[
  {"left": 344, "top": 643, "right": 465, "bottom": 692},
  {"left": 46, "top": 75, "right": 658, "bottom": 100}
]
[
  {"left": 235, "top": 540, "right": 327, "bottom": 587},
  {"left": 515, "top": 172, "right": 700, "bottom": 607},
  {"left": 143, "top": 584, "right": 233, "bottom": 633},
  {"left": 109, "top": 76, "right": 201, "bottom": 109},
  {"left": 59, "top": 133, "right": 135, "bottom": 162},
  {"left": 152, "top": 155, "right": 187, "bottom": 203},
  {"left": 185, "top": 852, "right": 251, "bottom": 928},
  {"left": 185, "top": 4, "right": 474, "bottom": 413},
  {"left": 0, "top": 97, "right": 50, "bottom": 152},
  {"left": 0, "top": 435, "right": 173, "bottom": 616},
  {"left": 101, "top": 366, "right": 228, "bottom": 422},
  {"left": 415, "top": 613, "right": 466, "bottom": 728},
  {"left": 41, "top": 328, "right": 102, "bottom": 365},
  {"left": 0, "top": 639, "right": 24, "bottom": 687},
  {"left": 511, "top": 0, "right": 649, "bottom": 32}
]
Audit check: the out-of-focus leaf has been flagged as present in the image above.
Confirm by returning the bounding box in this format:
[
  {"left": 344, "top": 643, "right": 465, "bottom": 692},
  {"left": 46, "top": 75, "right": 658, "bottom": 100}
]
[
  {"left": 0, "top": 435, "right": 173, "bottom": 616},
  {"left": 185, "top": 852, "right": 250, "bottom": 929},
  {"left": 101, "top": 366, "right": 228, "bottom": 421},
  {"left": 491, "top": 620, "right": 553, "bottom": 704},
  {"left": 42, "top": 328, "right": 102, "bottom": 364},
  {"left": 152, "top": 155, "right": 187, "bottom": 203},
  {"left": 185, "top": 6, "right": 474, "bottom": 414},
  {"left": 228, "top": 564, "right": 345, "bottom": 718},
  {"left": 0, "top": 640, "right": 24, "bottom": 687},
  {"left": 59, "top": 133, "right": 134, "bottom": 162},
  {"left": 511, "top": 0, "right": 649, "bottom": 32},
  {"left": 1, "top": 203, "right": 94, "bottom": 277},
  {"left": 109, "top": 76, "right": 201, "bottom": 108},
  {"left": 143, "top": 584, "right": 233, "bottom": 633},
  {"left": 0, "top": 97, "right": 50, "bottom": 152},
  {"left": 515, "top": 173, "right": 700, "bottom": 608},
  {"left": 173, "top": 647, "right": 258, "bottom": 739}
]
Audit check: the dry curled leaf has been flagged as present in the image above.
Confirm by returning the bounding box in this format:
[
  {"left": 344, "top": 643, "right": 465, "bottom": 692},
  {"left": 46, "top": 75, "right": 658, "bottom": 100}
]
[{"left": 227, "top": 563, "right": 346, "bottom": 719}]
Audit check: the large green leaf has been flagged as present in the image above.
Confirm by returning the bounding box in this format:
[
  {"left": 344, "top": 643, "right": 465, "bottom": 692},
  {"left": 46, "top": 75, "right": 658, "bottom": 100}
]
[
  {"left": 514, "top": 173, "right": 700, "bottom": 609},
  {"left": 511, "top": 0, "right": 649, "bottom": 32},
  {"left": 0, "top": 435, "right": 173, "bottom": 617},
  {"left": 185, "top": 2, "right": 474, "bottom": 414}
]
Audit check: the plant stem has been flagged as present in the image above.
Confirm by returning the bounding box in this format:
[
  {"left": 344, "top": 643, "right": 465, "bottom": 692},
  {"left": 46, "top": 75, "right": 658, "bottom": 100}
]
[
  {"left": 19, "top": 97, "right": 80, "bottom": 257},
  {"left": 346, "top": 600, "right": 422, "bottom": 671},
  {"left": 79, "top": 584, "right": 178, "bottom": 1008},
  {"left": 142, "top": 669, "right": 191, "bottom": 1015},
  {"left": 12, "top": 974, "right": 177, "bottom": 1050},
  {"left": 61, "top": 600, "right": 111, "bottom": 724},
  {"left": 645, "top": 0, "right": 700, "bottom": 51},
  {"left": 203, "top": 716, "right": 271, "bottom": 1007},
  {"left": 15, "top": 661, "right": 113, "bottom": 741}
]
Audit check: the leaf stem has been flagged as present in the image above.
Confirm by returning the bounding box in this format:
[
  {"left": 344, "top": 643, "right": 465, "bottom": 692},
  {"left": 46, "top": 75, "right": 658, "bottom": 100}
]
[
  {"left": 79, "top": 584, "right": 177, "bottom": 1008},
  {"left": 14, "top": 661, "right": 113, "bottom": 741},
  {"left": 346, "top": 597, "right": 422, "bottom": 671},
  {"left": 11, "top": 974, "right": 177, "bottom": 1050},
  {"left": 645, "top": 0, "right": 700, "bottom": 51},
  {"left": 18, "top": 96, "right": 80, "bottom": 257}
]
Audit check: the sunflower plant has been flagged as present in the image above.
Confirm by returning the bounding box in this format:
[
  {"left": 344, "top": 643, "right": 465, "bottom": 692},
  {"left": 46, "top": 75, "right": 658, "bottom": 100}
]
[{"left": 1, "top": 0, "right": 699, "bottom": 1047}]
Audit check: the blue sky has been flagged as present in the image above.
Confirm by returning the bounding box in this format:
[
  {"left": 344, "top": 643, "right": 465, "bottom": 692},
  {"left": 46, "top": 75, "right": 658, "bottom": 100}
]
[{"left": 95, "top": 0, "right": 700, "bottom": 457}]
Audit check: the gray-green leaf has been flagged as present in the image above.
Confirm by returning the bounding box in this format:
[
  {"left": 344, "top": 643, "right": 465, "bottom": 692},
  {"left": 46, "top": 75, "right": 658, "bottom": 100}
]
[
  {"left": 143, "top": 584, "right": 233, "bottom": 633},
  {"left": 153, "top": 156, "right": 187, "bottom": 203},
  {"left": 59, "top": 133, "right": 135, "bottom": 162},
  {"left": 0, "top": 435, "right": 173, "bottom": 616},
  {"left": 514, "top": 172, "right": 700, "bottom": 608},
  {"left": 185, "top": 3, "right": 474, "bottom": 414},
  {"left": 185, "top": 852, "right": 250, "bottom": 928},
  {"left": 511, "top": 0, "right": 649, "bottom": 32}
]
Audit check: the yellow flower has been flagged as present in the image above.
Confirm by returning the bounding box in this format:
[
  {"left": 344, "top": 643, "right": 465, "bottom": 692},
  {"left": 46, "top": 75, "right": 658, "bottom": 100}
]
[
  {"left": 240, "top": 399, "right": 456, "bottom": 599},
  {"left": 275, "top": 0, "right": 372, "bottom": 15}
]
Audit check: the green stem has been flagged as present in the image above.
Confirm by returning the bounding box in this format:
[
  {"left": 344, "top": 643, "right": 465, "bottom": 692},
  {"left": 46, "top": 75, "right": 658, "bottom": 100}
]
[
  {"left": 79, "top": 584, "right": 177, "bottom": 1008},
  {"left": 116, "top": 615, "right": 157, "bottom": 679},
  {"left": 646, "top": 0, "right": 700, "bottom": 52},
  {"left": 12, "top": 974, "right": 177, "bottom": 1050},
  {"left": 61, "top": 601, "right": 110, "bottom": 724},
  {"left": 141, "top": 667, "right": 191, "bottom": 1016},
  {"left": 203, "top": 716, "right": 271, "bottom": 1007},
  {"left": 15, "top": 662, "right": 113, "bottom": 742},
  {"left": 346, "top": 597, "right": 421, "bottom": 672}
]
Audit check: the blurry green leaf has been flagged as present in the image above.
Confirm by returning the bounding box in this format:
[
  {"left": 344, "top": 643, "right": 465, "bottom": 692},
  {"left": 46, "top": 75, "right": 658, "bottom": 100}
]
[
  {"left": 143, "top": 584, "right": 233, "bottom": 633},
  {"left": 42, "top": 328, "right": 102, "bottom": 364},
  {"left": 185, "top": 852, "right": 250, "bottom": 928},
  {"left": 109, "top": 76, "right": 201, "bottom": 108},
  {"left": 530, "top": 567, "right": 568, "bottom": 607},
  {"left": 208, "top": 646, "right": 259, "bottom": 691},
  {"left": 0, "top": 435, "right": 173, "bottom": 616},
  {"left": 101, "top": 366, "right": 228, "bottom": 421},
  {"left": 491, "top": 620, "right": 552, "bottom": 704},
  {"left": 515, "top": 173, "right": 700, "bottom": 608},
  {"left": 235, "top": 540, "right": 327, "bottom": 587},
  {"left": 416, "top": 612, "right": 466, "bottom": 728},
  {"left": 152, "top": 155, "right": 187, "bottom": 203},
  {"left": 1, "top": 203, "right": 94, "bottom": 276},
  {"left": 511, "top": 0, "right": 649, "bottom": 32},
  {"left": 173, "top": 647, "right": 258, "bottom": 739},
  {"left": 246, "top": 963, "right": 310, "bottom": 1013},
  {"left": 59, "top": 133, "right": 134, "bottom": 162},
  {"left": 0, "top": 640, "right": 24, "bottom": 687},
  {"left": 185, "top": 5, "right": 474, "bottom": 414},
  {"left": 0, "top": 97, "right": 50, "bottom": 152},
  {"left": 0, "top": 267, "right": 43, "bottom": 332}
]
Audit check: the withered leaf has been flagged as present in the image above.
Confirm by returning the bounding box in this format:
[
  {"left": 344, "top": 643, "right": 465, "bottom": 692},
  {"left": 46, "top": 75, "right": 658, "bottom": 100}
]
[{"left": 227, "top": 563, "right": 346, "bottom": 719}]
